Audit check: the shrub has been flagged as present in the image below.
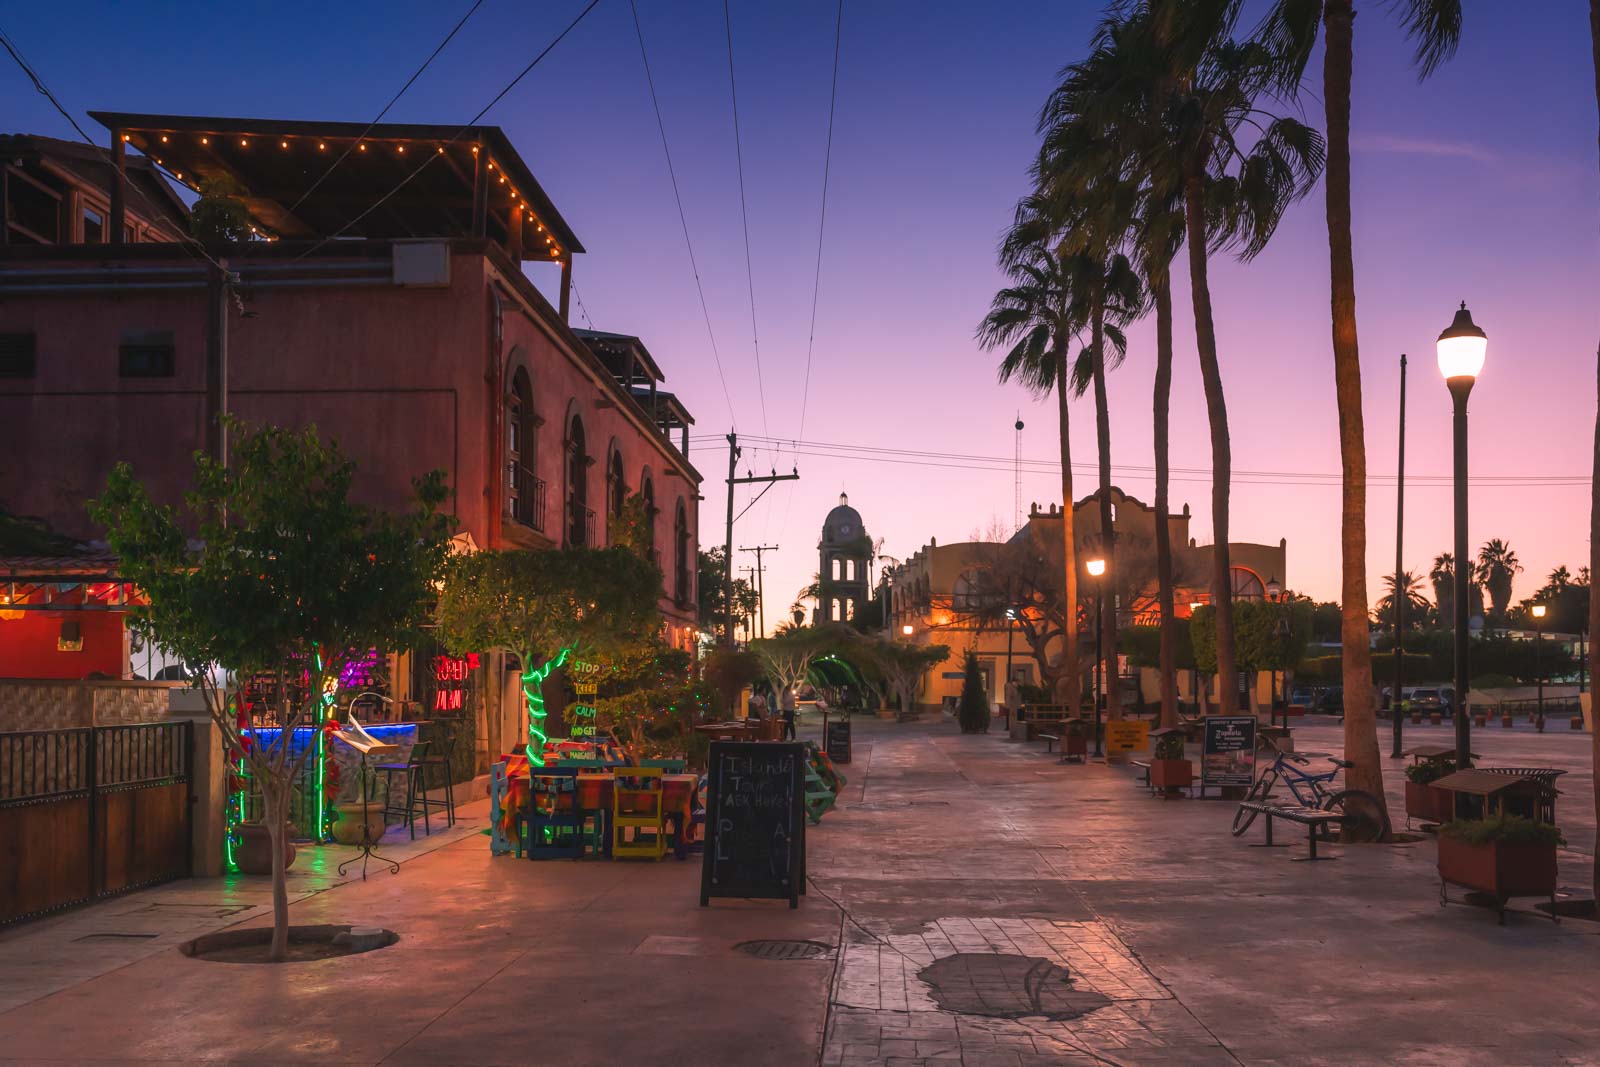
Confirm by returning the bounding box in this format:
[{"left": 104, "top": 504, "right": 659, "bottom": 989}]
[
  {"left": 1404, "top": 759, "right": 1454, "bottom": 785},
  {"left": 1440, "top": 814, "right": 1564, "bottom": 848},
  {"left": 1153, "top": 732, "right": 1185, "bottom": 760},
  {"left": 956, "top": 651, "right": 990, "bottom": 734}
]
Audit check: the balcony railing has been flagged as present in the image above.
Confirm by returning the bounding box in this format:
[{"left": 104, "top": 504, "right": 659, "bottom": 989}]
[
  {"left": 568, "top": 503, "right": 596, "bottom": 548},
  {"left": 508, "top": 464, "right": 546, "bottom": 533}
]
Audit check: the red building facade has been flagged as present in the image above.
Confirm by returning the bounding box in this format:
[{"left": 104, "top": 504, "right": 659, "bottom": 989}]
[{"left": 0, "top": 115, "right": 702, "bottom": 676}]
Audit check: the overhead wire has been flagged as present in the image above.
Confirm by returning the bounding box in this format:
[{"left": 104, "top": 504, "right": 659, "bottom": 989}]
[
  {"left": 721, "top": 0, "right": 770, "bottom": 437},
  {"left": 293, "top": 0, "right": 604, "bottom": 261},
  {"left": 284, "top": 0, "right": 487, "bottom": 219},
  {"left": 628, "top": 0, "right": 738, "bottom": 430}
]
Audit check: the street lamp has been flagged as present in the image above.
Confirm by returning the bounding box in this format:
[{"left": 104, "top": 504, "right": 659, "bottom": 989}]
[
  {"left": 1532, "top": 603, "right": 1547, "bottom": 730},
  {"left": 1087, "top": 557, "right": 1107, "bottom": 757},
  {"left": 1438, "top": 301, "right": 1487, "bottom": 768},
  {"left": 901, "top": 623, "right": 914, "bottom": 637}
]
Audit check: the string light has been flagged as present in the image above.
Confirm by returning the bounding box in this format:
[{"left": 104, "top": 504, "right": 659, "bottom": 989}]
[
  {"left": 121, "top": 134, "right": 129, "bottom": 142},
  {"left": 159, "top": 135, "right": 168, "bottom": 143},
  {"left": 523, "top": 646, "right": 575, "bottom": 767},
  {"left": 397, "top": 145, "right": 405, "bottom": 153},
  {"left": 239, "top": 139, "right": 248, "bottom": 148},
  {"left": 201, "top": 136, "right": 209, "bottom": 145},
  {"left": 358, "top": 143, "right": 367, "bottom": 152},
  {"left": 280, "top": 140, "right": 288, "bottom": 149},
  {"left": 318, "top": 142, "right": 327, "bottom": 150}
]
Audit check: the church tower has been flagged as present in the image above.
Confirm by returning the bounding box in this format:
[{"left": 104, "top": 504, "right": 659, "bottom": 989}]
[{"left": 817, "top": 493, "right": 871, "bottom": 623}]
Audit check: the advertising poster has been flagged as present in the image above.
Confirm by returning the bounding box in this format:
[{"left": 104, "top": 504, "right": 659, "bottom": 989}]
[{"left": 1202, "top": 716, "right": 1256, "bottom": 788}]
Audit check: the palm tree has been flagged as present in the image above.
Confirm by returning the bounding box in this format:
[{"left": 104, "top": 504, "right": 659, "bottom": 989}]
[
  {"left": 1430, "top": 553, "right": 1455, "bottom": 627},
  {"left": 1374, "top": 570, "right": 1430, "bottom": 633},
  {"left": 1476, "top": 539, "right": 1522, "bottom": 623},
  {"left": 978, "top": 242, "right": 1085, "bottom": 716},
  {"left": 1547, "top": 565, "right": 1573, "bottom": 595}
]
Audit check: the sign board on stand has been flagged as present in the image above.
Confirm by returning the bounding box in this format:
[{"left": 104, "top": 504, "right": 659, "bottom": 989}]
[
  {"left": 825, "top": 718, "right": 852, "bottom": 764},
  {"left": 1103, "top": 720, "right": 1149, "bottom": 755},
  {"left": 700, "top": 741, "right": 806, "bottom": 909},
  {"left": 1202, "top": 717, "right": 1257, "bottom": 790}
]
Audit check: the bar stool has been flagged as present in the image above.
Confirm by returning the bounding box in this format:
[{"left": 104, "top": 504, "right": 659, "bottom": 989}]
[
  {"left": 378, "top": 740, "right": 433, "bottom": 839},
  {"left": 417, "top": 719, "right": 459, "bottom": 827}
]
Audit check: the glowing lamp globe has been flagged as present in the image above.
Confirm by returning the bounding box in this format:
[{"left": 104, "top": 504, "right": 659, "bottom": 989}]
[
  {"left": 901, "top": 624, "right": 914, "bottom": 636},
  {"left": 1086, "top": 558, "right": 1106, "bottom": 577},
  {"left": 1436, "top": 302, "right": 1487, "bottom": 382},
  {"left": 1531, "top": 604, "right": 1547, "bottom": 619}
]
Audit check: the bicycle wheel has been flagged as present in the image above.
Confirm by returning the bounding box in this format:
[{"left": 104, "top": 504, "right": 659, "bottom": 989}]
[
  {"left": 1324, "top": 789, "right": 1390, "bottom": 843},
  {"left": 1230, "top": 773, "right": 1275, "bottom": 836}
]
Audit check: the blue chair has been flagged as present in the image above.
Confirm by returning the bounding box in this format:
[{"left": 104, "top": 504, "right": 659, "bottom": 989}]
[{"left": 526, "top": 767, "right": 584, "bottom": 859}]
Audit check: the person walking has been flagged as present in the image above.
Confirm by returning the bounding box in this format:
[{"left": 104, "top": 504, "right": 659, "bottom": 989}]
[{"left": 781, "top": 687, "right": 798, "bottom": 741}]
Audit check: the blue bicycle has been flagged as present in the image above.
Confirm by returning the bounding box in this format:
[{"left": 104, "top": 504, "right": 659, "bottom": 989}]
[{"left": 1230, "top": 734, "right": 1389, "bottom": 841}]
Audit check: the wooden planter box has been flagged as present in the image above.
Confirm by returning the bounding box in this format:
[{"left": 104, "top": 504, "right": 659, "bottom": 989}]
[
  {"left": 1501, "top": 715, "right": 1514, "bottom": 728},
  {"left": 1429, "top": 712, "right": 1443, "bottom": 725},
  {"left": 1573, "top": 716, "right": 1585, "bottom": 730},
  {"left": 1473, "top": 714, "right": 1487, "bottom": 728},
  {"left": 1150, "top": 758, "right": 1192, "bottom": 792},
  {"left": 1438, "top": 835, "right": 1557, "bottom": 903},
  {"left": 1410, "top": 711, "right": 1423, "bottom": 725},
  {"left": 1405, "top": 781, "right": 1451, "bottom": 823}
]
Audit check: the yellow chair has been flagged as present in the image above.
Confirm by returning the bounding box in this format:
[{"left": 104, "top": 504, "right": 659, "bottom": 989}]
[{"left": 611, "top": 766, "right": 667, "bottom": 861}]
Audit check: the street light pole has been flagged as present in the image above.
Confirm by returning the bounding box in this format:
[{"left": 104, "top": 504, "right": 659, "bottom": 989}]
[
  {"left": 1438, "top": 302, "right": 1487, "bottom": 770},
  {"left": 1533, "top": 603, "right": 1546, "bottom": 730},
  {"left": 1087, "top": 557, "right": 1106, "bottom": 758},
  {"left": 1393, "top": 352, "right": 1408, "bottom": 759}
]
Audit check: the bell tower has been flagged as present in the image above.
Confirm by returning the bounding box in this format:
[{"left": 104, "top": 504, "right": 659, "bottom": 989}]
[{"left": 816, "top": 493, "right": 871, "bottom": 623}]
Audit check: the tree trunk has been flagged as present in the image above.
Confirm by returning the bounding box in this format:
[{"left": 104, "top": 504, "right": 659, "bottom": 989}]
[
  {"left": 264, "top": 780, "right": 290, "bottom": 962},
  {"left": 1588, "top": 0, "right": 1600, "bottom": 904},
  {"left": 1056, "top": 346, "right": 1081, "bottom": 716},
  {"left": 1183, "top": 176, "right": 1237, "bottom": 714},
  {"left": 1152, "top": 271, "right": 1179, "bottom": 729},
  {"left": 1323, "top": 0, "right": 1388, "bottom": 827},
  {"left": 1091, "top": 304, "right": 1119, "bottom": 722}
]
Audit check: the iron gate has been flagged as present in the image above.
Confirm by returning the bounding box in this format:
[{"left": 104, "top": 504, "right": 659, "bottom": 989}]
[{"left": 0, "top": 721, "right": 194, "bottom": 926}]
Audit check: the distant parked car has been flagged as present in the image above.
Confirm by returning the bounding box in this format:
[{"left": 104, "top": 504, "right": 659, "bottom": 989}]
[
  {"left": 1408, "top": 688, "right": 1449, "bottom": 716},
  {"left": 1315, "top": 687, "right": 1343, "bottom": 714},
  {"left": 1289, "top": 687, "right": 1315, "bottom": 707}
]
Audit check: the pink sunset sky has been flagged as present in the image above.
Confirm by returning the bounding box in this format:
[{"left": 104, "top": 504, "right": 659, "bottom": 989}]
[{"left": 6, "top": 1, "right": 1597, "bottom": 628}]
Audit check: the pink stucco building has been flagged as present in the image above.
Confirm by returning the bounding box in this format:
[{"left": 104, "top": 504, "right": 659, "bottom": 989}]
[{"left": 0, "top": 115, "right": 703, "bottom": 679}]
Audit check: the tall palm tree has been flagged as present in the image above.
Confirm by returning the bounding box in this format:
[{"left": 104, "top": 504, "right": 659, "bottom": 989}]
[
  {"left": 1547, "top": 565, "right": 1573, "bottom": 594},
  {"left": 1430, "top": 552, "right": 1455, "bottom": 627},
  {"left": 1260, "top": 0, "right": 1460, "bottom": 822},
  {"left": 978, "top": 243, "right": 1086, "bottom": 716},
  {"left": 1476, "top": 539, "right": 1522, "bottom": 623}
]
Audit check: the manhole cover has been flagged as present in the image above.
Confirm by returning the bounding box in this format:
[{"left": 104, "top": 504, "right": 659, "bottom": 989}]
[
  {"left": 73, "top": 932, "right": 159, "bottom": 943},
  {"left": 918, "top": 953, "right": 1113, "bottom": 1020},
  {"left": 735, "top": 939, "right": 834, "bottom": 961}
]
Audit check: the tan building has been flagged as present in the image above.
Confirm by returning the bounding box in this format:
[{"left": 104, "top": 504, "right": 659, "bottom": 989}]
[{"left": 885, "top": 487, "right": 1287, "bottom": 712}]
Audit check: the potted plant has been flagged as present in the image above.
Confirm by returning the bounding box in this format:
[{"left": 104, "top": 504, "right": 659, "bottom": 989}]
[
  {"left": 1437, "top": 814, "right": 1562, "bottom": 918},
  {"left": 236, "top": 821, "right": 297, "bottom": 875},
  {"left": 1149, "top": 730, "right": 1192, "bottom": 794},
  {"left": 1403, "top": 758, "right": 1454, "bottom": 824}
]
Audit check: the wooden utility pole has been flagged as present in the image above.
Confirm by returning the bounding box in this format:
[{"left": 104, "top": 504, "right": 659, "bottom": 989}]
[
  {"left": 740, "top": 544, "right": 778, "bottom": 638},
  {"left": 723, "top": 432, "right": 797, "bottom": 646}
]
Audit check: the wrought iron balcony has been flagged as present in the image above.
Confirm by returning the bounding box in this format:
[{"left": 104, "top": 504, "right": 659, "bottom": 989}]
[{"left": 508, "top": 463, "right": 546, "bottom": 532}]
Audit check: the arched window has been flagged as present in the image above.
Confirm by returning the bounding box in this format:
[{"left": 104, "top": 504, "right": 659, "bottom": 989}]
[
  {"left": 1230, "top": 567, "right": 1265, "bottom": 600},
  {"left": 566, "top": 413, "right": 589, "bottom": 546},
  {"left": 673, "top": 500, "right": 690, "bottom": 605},
  {"left": 641, "top": 474, "right": 657, "bottom": 563},
  {"left": 606, "top": 447, "right": 626, "bottom": 542},
  {"left": 506, "top": 368, "right": 540, "bottom": 529}
]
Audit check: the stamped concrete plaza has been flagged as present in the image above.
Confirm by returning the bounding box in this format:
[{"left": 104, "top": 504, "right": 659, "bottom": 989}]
[{"left": 2, "top": 715, "right": 1598, "bottom": 1066}]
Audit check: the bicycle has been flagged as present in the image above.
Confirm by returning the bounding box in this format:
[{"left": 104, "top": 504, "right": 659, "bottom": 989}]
[{"left": 1229, "top": 734, "right": 1389, "bottom": 842}]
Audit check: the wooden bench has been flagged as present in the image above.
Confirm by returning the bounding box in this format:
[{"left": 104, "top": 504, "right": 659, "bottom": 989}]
[
  {"left": 1237, "top": 801, "right": 1345, "bottom": 861},
  {"left": 1037, "top": 733, "right": 1060, "bottom": 755}
]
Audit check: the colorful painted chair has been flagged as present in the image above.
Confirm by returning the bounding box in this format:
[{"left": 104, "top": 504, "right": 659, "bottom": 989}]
[
  {"left": 611, "top": 766, "right": 667, "bottom": 861},
  {"left": 526, "top": 767, "right": 584, "bottom": 859}
]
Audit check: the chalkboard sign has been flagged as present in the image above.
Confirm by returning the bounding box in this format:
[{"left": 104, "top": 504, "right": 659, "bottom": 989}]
[
  {"left": 700, "top": 741, "right": 806, "bottom": 908},
  {"left": 825, "top": 718, "right": 852, "bottom": 764}
]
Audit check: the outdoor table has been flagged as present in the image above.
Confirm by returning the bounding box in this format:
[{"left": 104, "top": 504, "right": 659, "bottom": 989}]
[{"left": 498, "top": 763, "right": 699, "bottom": 858}]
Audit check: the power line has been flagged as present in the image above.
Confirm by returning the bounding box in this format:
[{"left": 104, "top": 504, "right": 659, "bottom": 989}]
[
  {"left": 722, "top": 0, "right": 769, "bottom": 437},
  {"left": 0, "top": 24, "right": 224, "bottom": 273},
  {"left": 797, "top": 0, "right": 844, "bottom": 445},
  {"left": 294, "top": 0, "right": 603, "bottom": 261},
  {"left": 628, "top": 0, "right": 737, "bottom": 430},
  {"left": 285, "top": 0, "right": 486, "bottom": 219}
]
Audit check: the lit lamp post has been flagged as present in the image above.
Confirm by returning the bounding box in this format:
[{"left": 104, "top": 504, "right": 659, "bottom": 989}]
[
  {"left": 1266, "top": 578, "right": 1284, "bottom": 729},
  {"left": 1532, "top": 603, "right": 1546, "bottom": 730},
  {"left": 1438, "top": 301, "right": 1487, "bottom": 769},
  {"left": 901, "top": 623, "right": 914, "bottom": 637},
  {"left": 1087, "top": 557, "right": 1107, "bottom": 757}
]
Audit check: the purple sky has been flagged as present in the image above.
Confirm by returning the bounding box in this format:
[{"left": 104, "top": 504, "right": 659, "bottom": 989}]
[{"left": 6, "top": 1, "right": 1597, "bottom": 631}]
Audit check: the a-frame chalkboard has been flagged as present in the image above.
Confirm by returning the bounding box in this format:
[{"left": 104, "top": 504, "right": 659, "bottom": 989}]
[{"left": 699, "top": 741, "right": 806, "bottom": 909}]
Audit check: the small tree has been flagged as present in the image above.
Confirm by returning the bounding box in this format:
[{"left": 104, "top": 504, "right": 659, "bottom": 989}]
[
  {"left": 89, "top": 423, "right": 452, "bottom": 961},
  {"left": 956, "top": 650, "right": 990, "bottom": 734},
  {"left": 701, "top": 646, "right": 766, "bottom": 716},
  {"left": 435, "top": 547, "right": 661, "bottom": 766},
  {"left": 749, "top": 626, "right": 833, "bottom": 710},
  {"left": 877, "top": 639, "right": 950, "bottom": 718},
  {"left": 189, "top": 175, "right": 255, "bottom": 244}
]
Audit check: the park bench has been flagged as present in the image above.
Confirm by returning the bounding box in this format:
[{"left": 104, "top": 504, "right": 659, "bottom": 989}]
[
  {"left": 1037, "top": 733, "right": 1060, "bottom": 755},
  {"left": 1129, "top": 759, "right": 1151, "bottom": 791},
  {"left": 1236, "top": 801, "right": 1345, "bottom": 861}
]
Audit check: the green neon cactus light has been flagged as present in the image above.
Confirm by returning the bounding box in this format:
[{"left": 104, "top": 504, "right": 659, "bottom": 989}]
[{"left": 522, "top": 646, "right": 574, "bottom": 766}]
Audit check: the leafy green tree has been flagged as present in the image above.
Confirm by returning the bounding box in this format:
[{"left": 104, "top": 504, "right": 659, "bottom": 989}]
[
  {"left": 749, "top": 625, "right": 840, "bottom": 710},
  {"left": 696, "top": 547, "right": 758, "bottom": 636},
  {"left": 956, "top": 650, "right": 990, "bottom": 734},
  {"left": 189, "top": 175, "right": 255, "bottom": 244},
  {"left": 89, "top": 422, "right": 452, "bottom": 961},
  {"left": 436, "top": 548, "right": 661, "bottom": 766},
  {"left": 701, "top": 646, "right": 766, "bottom": 716},
  {"left": 852, "top": 634, "right": 951, "bottom": 716}
]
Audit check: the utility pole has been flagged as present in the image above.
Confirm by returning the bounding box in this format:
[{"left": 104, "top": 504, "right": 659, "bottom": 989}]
[
  {"left": 740, "top": 544, "right": 779, "bottom": 638},
  {"left": 723, "top": 431, "right": 798, "bottom": 646},
  {"left": 1392, "top": 353, "right": 1407, "bottom": 759},
  {"left": 740, "top": 565, "right": 760, "bottom": 640}
]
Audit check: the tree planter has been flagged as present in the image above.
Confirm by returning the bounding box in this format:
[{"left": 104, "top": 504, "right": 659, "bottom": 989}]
[
  {"left": 1429, "top": 712, "right": 1442, "bottom": 725},
  {"left": 1404, "top": 781, "right": 1451, "bottom": 824},
  {"left": 1150, "top": 758, "right": 1192, "bottom": 794},
  {"left": 1501, "top": 715, "right": 1514, "bottom": 728},
  {"left": 1473, "top": 714, "right": 1487, "bottom": 728},
  {"left": 1410, "top": 711, "right": 1422, "bottom": 725},
  {"left": 235, "top": 822, "right": 297, "bottom": 876},
  {"left": 1573, "top": 716, "right": 1584, "bottom": 730},
  {"left": 1437, "top": 835, "right": 1557, "bottom": 922},
  {"left": 1065, "top": 734, "right": 1088, "bottom": 760}
]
